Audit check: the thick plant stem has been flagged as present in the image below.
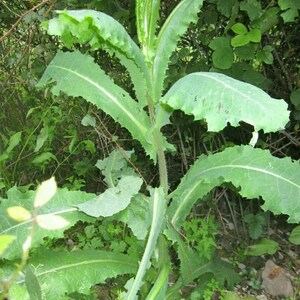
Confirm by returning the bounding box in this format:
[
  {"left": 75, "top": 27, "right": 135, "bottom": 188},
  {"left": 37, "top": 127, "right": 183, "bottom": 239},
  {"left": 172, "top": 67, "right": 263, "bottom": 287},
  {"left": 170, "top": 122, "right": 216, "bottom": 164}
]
[
  {"left": 156, "top": 135, "right": 168, "bottom": 193},
  {"left": 147, "top": 94, "right": 168, "bottom": 193},
  {"left": 127, "top": 188, "right": 164, "bottom": 300}
]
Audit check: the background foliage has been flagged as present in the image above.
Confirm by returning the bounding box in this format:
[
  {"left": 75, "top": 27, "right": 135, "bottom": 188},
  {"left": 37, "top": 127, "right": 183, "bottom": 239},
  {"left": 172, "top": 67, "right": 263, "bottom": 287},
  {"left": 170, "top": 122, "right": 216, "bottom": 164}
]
[{"left": 0, "top": 0, "right": 299, "bottom": 299}]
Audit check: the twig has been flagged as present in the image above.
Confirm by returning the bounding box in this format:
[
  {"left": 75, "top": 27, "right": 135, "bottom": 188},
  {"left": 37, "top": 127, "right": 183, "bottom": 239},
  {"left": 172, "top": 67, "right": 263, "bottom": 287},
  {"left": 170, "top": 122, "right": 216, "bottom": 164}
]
[
  {"left": 0, "top": 0, "right": 21, "bottom": 17},
  {"left": 0, "top": 0, "right": 53, "bottom": 42},
  {"left": 280, "top": 130, "right": 300, "bottom": 146}
]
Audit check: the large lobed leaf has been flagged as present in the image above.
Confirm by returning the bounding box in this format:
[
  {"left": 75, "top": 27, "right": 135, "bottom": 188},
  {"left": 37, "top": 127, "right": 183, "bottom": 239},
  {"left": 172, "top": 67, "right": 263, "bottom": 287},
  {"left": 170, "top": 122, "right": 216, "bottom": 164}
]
[
  {"left": 161, "top": 72, "right": 289, "bottom": 133},
  {"left": 0, "top": 187, "right": 94, "bottom": 260},
  {"left": 152, "top": 0, "right": 203, "bottom": 101},
  {"left": 37, "top": 50, "right": 158, "bottom": 160},
  {"left": 45, "top": 10, "right": 150, "bottom": 107},
  {"left": 168, "top": 145, "right": 300, "bottom": 228},
  {"left": 6, "top": 249, "right": 138, "bottom": 299},
  {"left": 76, "top": 175, "right": 143, "bottom": 217}
]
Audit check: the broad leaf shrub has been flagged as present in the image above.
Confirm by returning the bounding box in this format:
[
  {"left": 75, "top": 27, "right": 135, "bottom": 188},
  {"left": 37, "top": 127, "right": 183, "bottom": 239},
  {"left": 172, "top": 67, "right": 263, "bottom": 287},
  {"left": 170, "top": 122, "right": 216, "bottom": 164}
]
[{"left": 1, "top": 0, "right": 300, "bottom": 299}]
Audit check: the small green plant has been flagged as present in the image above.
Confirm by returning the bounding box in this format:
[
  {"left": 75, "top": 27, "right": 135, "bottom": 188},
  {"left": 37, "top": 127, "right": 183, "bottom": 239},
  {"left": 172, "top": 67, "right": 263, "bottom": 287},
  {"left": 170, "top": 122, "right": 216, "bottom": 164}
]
[
  {"left": 243, "top": 212, "right": 268, "bottom": 240},
  {"left": 239, "top": 268, "right": 263, "bottom": 291},
  {"left": 183, "top": 216, "right": 218, "bottom": 259},
  {"left": 1, "top": 1, "right": 300, "bottom": 299},
  {"left": 202, "top": 278, "right": 226, "bottom": 300}
]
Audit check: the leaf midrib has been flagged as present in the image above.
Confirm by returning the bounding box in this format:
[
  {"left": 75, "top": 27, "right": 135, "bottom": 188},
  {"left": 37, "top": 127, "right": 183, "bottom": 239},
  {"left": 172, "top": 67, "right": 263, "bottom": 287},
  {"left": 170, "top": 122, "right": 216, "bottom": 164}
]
[
  {"left": 197, "top": 164, "right": 300, "bottom": 189},
  {"left": 16, "top": 258, "right": 136, "bottom": 284},
  {"left": 171, "top": 163, "right": 300, "bottom": 225},
  {"left": 195, "top": 73, "right": 267, "bottom": 109},
  {"left": 50, "top": 65, "right": 147, "bottom": 134}
]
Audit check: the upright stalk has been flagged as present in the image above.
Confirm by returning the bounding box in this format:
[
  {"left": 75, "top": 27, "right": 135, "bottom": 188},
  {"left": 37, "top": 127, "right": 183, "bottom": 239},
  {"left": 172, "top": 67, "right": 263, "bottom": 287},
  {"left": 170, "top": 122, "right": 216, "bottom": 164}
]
[
  {"left": 147, "top": 93, "right": 168, "bottom": 193},
  {"left": 155, "top": 129, "right": 168, "bottom": 192}
]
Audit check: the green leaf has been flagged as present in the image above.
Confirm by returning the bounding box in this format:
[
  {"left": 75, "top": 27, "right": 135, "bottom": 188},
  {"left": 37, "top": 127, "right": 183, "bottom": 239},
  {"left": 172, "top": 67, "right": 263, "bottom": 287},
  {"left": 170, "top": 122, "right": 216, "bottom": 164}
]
[
  {"left": 209, "top": 37, "right": 234, "bottom": 69},
  {"left": 36, "top": 214, "right": 70, "bottom": 230},
  {"left": 45, "top": 10, "right": 150, "bottom": 107},
  {"left": 136, "top": 0, "right": 161, "bottom": 59},
  {"left": 118, "top": 193, "right": 151, "bottom": 240},
  {"left": 240, "top": 0, "right": 262, "bottom": 21},
  {"left": 95, "top": 149, "right": 135, "bottom": 188},
  {"left": 168, "top": 145, "right": 300, "bottom": 228},
  {"left": 289, "top": 225, "right": 300, "bottom": 245},
  {"left": 212, "top": 47, "right": 234, "bottom": 69},
  {"left": 281, "top": 8, "right": 299, "bottom": 23},
  {"left": 246, "top": 28, "right": 261, "bottom": 43},
  {"left": 242, "top": 69, "right": 266, "bottom": 87},
  {"left": 216, "top": 0, "right": 237, "bottom": 17},
  {"left": 165, "top": 227, "right": 240, "bottom": 296},
  {"left": 278, "top": 0, "right": 300, "bottom": 10},
  {"left": 165, "top": 226, "right": 209, "bottom": 285},
  {"left": 209, "top": 37, "right": 231, "bottom": 50},
  {"left": 146, "top": 236, "right": 170, "bottom": 300},
  {"left": 127, "top": 188, "right": 165, "bottom": 300},
  {"left": 81, "top": 114, "right": 96, "bottom": 127},
  {"left": 231, "top": 34, "right": 250, "bottom": 47},
  {"left": 34, "top": 125, "right": 49, "bottom": 152},
  {"left": 244, "top": 213, "right": 267, "bottom": 239},
  {"left": 32, "top": 152, "right": 58, "bottom": 164},
  {"left": 291, "top": 89, "right": 300, "bottom": 106},
  {"left": 256, "top": 46, "right": 274, "bottom": 64},
  {"left": 231, "top": 23, "right": 248, "bottom": 35},
  {"left": 206, "top": 257, "right": 240, "bottom": 288},
  {"left": 0, "top": 152, "right": 9, "bottom": 162},
  {"left": 6, "top": 131, "right": 22, "bottom": 153},
  {"left": 34, "top": 177, "right": 57, "bottom": 208},
  {"left": 82, "top": 140, "right": 96, "bottom": 154},
  {"left": 25, "top": 267, "right": 42, "bottom": 300},
  {"left": 0, "top": 235, "right": 15, "bottom": 256},
  {"left": 76, "top": 175, "right": 143, "bottom": 217},
  {"left": 160, "top": 72, "right": 289, "bottom": 133},
  {"left": 8, "top": 249, "right": 138, "bottom": 300},
  {"left": 153, "top": 0, "right": 203, "bottom": 100},
  {"left": 256, "top": 7, "right": 280, "bottom": 33},
  {"left": 235, "top": 43, "right": 257, "bottom": 60},
  {"left": 37, "top": 51, "right": 157, "bottom": 160},
  {"left": 279, "top": 0, "right": 300, "bottom": 23},
  {"left": 0, "top": 187, "right": 95, "bottom": 260},
  {"left": 7, "top": 206, "right": 32, "bottom": 222},
  {"left": 245, "top": 238, "right": 279, "bottom": 255}
]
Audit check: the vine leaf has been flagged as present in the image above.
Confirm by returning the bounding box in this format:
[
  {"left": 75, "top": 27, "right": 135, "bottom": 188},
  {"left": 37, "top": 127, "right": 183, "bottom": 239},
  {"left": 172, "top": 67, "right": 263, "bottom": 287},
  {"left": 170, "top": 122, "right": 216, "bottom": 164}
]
[
  {"left": 37, "top": 50, "right": 158, "bottom": 160},
  {"left": 0, "top": 187, "right": 95, "bottom": 260},
  {"left": 44, "top": 10, "right": 150, "bottom": 107},
  {"left": 7, "top": 249, "right": 138, "bottom": 300},
  {"left": 153, "top": 0, "right": 203, "bottom": 101},
  {"left": 161, "top": 72, "right": 289, "bottom": 133},
  {"left": 168, "top": 145, "right": 300, "bottom": 228}
]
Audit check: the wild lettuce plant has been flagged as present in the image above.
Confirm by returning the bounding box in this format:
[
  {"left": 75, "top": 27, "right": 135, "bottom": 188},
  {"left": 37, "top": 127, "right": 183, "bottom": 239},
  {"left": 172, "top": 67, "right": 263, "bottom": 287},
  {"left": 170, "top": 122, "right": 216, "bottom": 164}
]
[{"left": 1, "top": 0, "right": 300, "bottom": 299}]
